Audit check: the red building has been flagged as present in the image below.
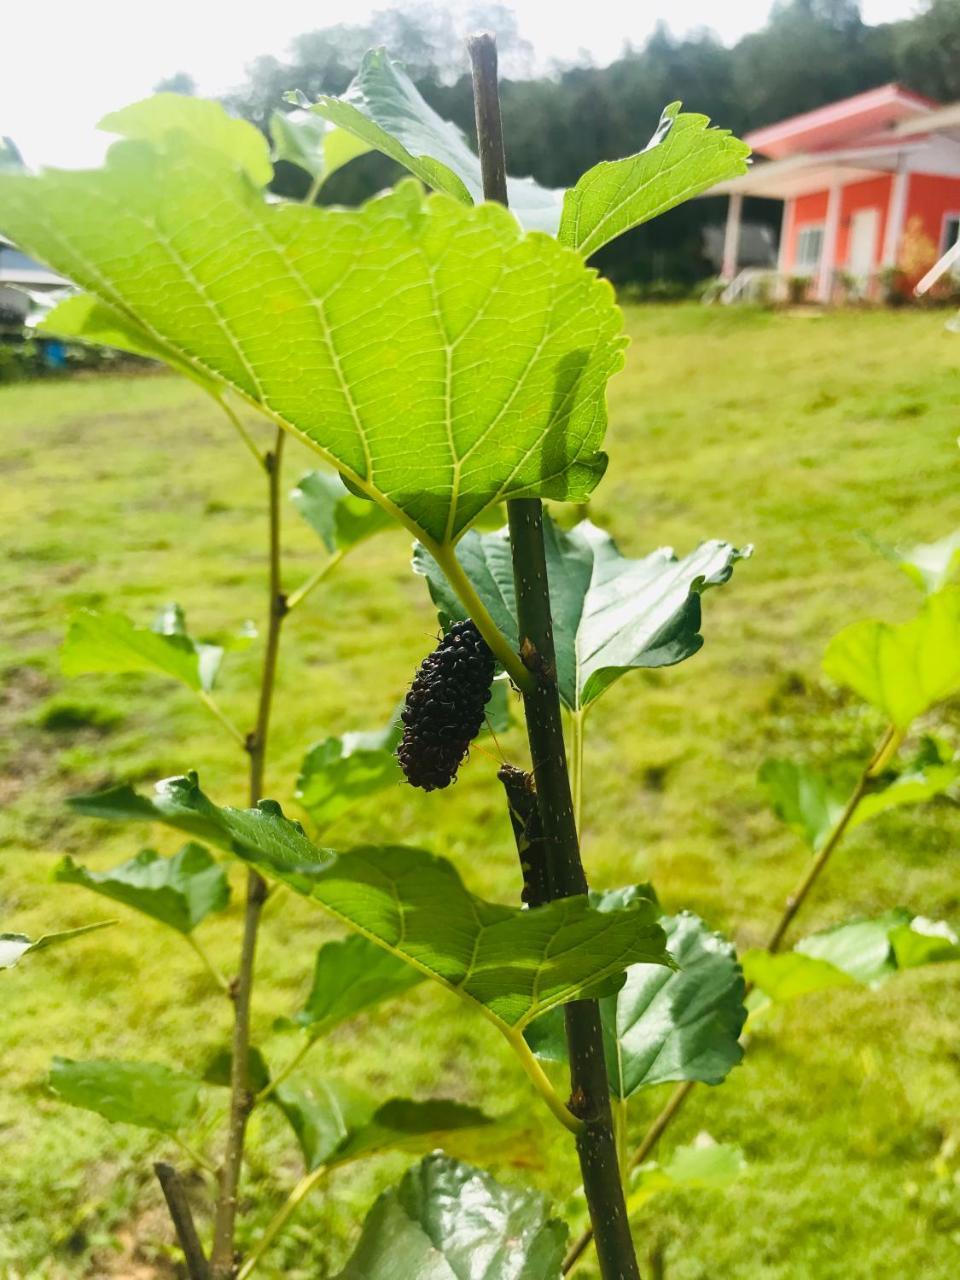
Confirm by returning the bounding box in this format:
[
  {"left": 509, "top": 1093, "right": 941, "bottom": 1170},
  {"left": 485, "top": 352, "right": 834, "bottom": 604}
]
[{"left": 716, "top": 84, "right": 960, "bottom": 301}]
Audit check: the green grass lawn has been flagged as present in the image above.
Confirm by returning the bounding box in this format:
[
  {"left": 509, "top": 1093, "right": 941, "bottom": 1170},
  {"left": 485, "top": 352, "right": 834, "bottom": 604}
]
[{"left": 2, "top": 303, "right": 959, "bottom": 1279}]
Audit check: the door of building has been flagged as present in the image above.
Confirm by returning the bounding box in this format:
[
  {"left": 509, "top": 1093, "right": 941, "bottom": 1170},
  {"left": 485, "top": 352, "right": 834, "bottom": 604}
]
[{"left": 848, "top": 207, "right": 879, "bottom": 280}]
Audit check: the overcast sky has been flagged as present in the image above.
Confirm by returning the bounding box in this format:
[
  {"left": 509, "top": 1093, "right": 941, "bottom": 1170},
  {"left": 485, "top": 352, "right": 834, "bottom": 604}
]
[{"left": 2, "top": 0, "right": 921, "bottom": 168}]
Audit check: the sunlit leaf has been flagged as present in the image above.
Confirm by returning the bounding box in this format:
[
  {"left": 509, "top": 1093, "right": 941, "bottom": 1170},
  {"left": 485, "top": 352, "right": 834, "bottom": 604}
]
[
  {"left": 854, "top": 759, "right": 960, "bottom": 826},
  {"left": 527, "top": 896, "right": 746, "bottom": 1096},
  {"left": 278, "top": 933, "right": 422, "bottom": 1038},
  {"left": 895, "top": 529, "right": 960, "bottom": 594},
  {"left": 335, "top": 1153, "right": 567, "bottom": 1280},
  {"left": 49, "top": 1057, "right": 203, "bottom": 1133},
  {"left": 559, "top": 103, "right": 750, "bottom": 259},
  {"left": 309, "top": 50, "right": 564, "bottom": 233},
  {"left": 291, "top": 470, "right": 392, "bottom": 555},
  {"left": 100, "top": 93, "right": 273, "bottom": 186},
  {"left": 61, "top": 608, "right": 222, "bottom": 693},
  {"left": 0, "top": 97, "right": 625, "bottom": 546},
  {"left": 53, "top": 844, "right": 229, "bottom": 935},
  {"left": 270, "top": 109, "right": 372, "bottom": 186},
  {"left": 0, "top": 921, "right": 114, "bottom": 972},
  {"left": 795, "top": 910, "right": 911, "bottom": 985},
  {"left": 415, "top": 518, "right": 747, "bottom": 710},
  {"left": 627, "top": 1139, "right": 746, "bottom": 1215},
  {"left": 890, "top": 917, "right": 960, "bottom": 969},
  {"left": 296, "top": 720, "right": 401, "bottom": 831},
  {"left": 39, "top": 293, "right": 221, "bottom": 393},
  {"left": 67, "top": 772, "right": 673, "bottom": 1033},
  {"left": 745, "top": 909, "right": 960, "bottom": 1008},
  {"left": 822, "top": 588, "right": 960, "bottom": 728},
  {"left": 759, "top": 759, "right": 852, "bottom": 850},
  {"left": 741, "top": 950, "right": 855, "bottom": 1004}
]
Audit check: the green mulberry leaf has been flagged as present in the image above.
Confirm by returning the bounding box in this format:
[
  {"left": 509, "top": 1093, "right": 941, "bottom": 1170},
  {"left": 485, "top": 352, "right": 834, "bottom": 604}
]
[
  {"left": 65, "top": 772, "right": 673, "bottom": 1034},
  {"left": 822, "top": 588, "right": 960, "bottom": 728},
  {"left": 309, "top": 50, "right": 564, "bottom": 233},
  {"left": 53, "top": 844, "right": 229, "bottom": 935},
  {"left": 527, "top": 894, "right": 746, "bottom": 1097},
  {"left": 336, "top": 1153, "right": 567, "bottom": 1280},
  {"left": 558, "top": 103, "right": 751, "bottom": 259},
  {"left": 414, "top": 517, "right": 748, "bottom": 710},
  {"left": 0, "top": 96, "right": 624, "bottom": 546}
]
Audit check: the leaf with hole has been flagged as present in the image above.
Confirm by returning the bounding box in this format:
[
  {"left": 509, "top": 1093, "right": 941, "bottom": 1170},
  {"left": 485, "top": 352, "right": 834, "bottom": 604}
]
[
  {"left": 0, "top": 922, "right": 114, "bottom": 972},
  {"left": 558, "top": 102, "right": 751, "bottom": 259},
  {"left": 527, "top": 894, "right": 746, "bottom": 1096},
  {"left": 335, "top": 1152, "right": 567, "bottom": 1280},
  {"left": 0, "top": 96, "right": 625, "bottom": 546},
  {"left": 276, "top": 933, "right": 423, "bottom": 1038},
  {"left": 53, "top": 844, "right": 229, "bottom": 935},
  {"left": 62, "top": 608, "right": 223, "bottom": 693},
  {"left": 68, "top": 772, "right": 673, "bottom": 1034},
  {"left": 415, "top": 518, "right": 748, "bottom": 710},
  {"left": 822, "top": 588, "right": 960, "bottom": 728},
  {"left": 308, "top": 50, "right": 564, "bottom": 233},
  {"left": 49, "top": 1057, "right": 203, "bottom": 1133}
]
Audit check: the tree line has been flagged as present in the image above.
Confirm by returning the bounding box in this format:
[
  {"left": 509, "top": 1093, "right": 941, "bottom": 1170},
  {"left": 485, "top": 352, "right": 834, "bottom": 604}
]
[{"left": 166, "top": 0, "right": 960, "bottom": 286}]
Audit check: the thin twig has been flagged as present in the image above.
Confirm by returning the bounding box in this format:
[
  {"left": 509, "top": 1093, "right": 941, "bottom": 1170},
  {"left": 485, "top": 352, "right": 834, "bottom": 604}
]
[
  {"left": 285, "top": 548, "right": 344, "bottom": 611},
  {"left": 213, "top": 393, "right": 265, "bottom": 468},
  {"left": 198, "top": 692, "right": 248, "bottom": 747},
  {"left": 210, "top": 429, "right": 288, "bottom": 1278},
  {"left": 155, "top": 1162, "right": 211, "bottom": 1280},
  {"left": 185, "top": 933, "right": 231, "bottom": 994}
]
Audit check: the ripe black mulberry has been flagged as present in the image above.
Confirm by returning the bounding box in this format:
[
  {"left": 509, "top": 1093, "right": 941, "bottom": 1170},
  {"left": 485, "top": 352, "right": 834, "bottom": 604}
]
[{"left": 397, "top": 620, "right": 495, "bottom": 790}]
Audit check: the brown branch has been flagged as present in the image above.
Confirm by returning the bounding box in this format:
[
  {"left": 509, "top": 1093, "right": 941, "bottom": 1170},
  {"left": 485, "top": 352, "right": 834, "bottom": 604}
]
[
  {"left": 155, "top": 1162, "right": 210, "bottom": 1280},
  {"left": 210, "top": 430, "right": 288, "bottom": 1278}
]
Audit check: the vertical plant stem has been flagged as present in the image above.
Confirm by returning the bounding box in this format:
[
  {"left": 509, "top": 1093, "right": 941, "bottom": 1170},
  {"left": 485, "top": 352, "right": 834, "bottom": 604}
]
[
  {"left": 210, "top": 430, "right": 288, "bottom": 1278},
  {"left": 570, "top": 710, "right": 586, "bottom": 834},
  {"left": 469, "top": 35, "right": 641, "bottom": 1280},
  {"left": 155, "top": 1162, "right": 211, "bottom": 1280},
  {"left": 562, "top": 723, "right": 900, "bottom": 1273}
]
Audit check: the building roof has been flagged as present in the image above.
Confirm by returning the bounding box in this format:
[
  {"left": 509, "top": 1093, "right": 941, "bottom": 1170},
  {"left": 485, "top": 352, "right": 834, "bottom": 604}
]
[{"left": 745, "top": 84, "right": 938, "bottom": 159}]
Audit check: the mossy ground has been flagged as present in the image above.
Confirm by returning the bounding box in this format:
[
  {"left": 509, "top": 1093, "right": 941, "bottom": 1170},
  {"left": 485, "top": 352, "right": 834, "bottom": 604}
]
[{"left": 1, "top": 304, "right": 959, "bottom": 1278}]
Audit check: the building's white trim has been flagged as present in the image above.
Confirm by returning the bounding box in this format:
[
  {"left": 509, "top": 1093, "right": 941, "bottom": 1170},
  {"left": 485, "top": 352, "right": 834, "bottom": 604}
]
[
  {"left": 777, "top": 199, "right": 794, "bottom": 273},
  {"left": 721, "top": 192, "right": 743, "bottom": 280},
  {"left": 817, "top": 184, "right": 842, "bottom": 302},
  {"left": 883, "top": 164, "right": 910, "bottom": 266}
]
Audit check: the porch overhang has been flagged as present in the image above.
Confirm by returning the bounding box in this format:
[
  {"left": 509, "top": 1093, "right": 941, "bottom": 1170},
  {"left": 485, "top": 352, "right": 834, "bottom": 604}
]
[{"left": 710, "top": 142, "right": 922, "bottom": 201}]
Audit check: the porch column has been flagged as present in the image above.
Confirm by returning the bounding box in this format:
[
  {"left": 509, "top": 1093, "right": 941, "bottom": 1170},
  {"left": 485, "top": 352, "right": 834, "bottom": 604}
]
[
  {"left": 721, "top": 192, "right": 742, "bottom": 280},
  {"left": 777, "top": 199, "right": 794, "bottom": 273},
  {"left": 816, "top": 182, "right": 842, "bottom": 303},
  {"left": 882, "top": 160, "right": 909, "bottom": 267}
]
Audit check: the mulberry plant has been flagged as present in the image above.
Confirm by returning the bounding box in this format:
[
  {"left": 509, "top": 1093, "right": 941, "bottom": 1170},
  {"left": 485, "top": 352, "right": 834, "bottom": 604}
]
[{"left": 4, "top": 29, "right": 960, "bottom": 1280}]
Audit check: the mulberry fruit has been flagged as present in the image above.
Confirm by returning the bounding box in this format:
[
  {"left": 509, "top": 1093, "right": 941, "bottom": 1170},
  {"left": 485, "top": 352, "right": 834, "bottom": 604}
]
[{"left": 397, "top": 620, "right": 495, "bottom": 790}]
